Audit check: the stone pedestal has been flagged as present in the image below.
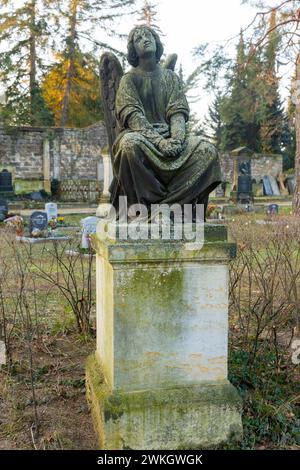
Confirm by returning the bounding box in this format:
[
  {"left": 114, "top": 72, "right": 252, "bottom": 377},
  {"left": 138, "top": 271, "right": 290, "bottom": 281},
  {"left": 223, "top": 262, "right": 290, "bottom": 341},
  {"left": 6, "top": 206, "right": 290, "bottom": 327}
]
[{"left": 87, "top": 224, "right": 242, "bottom": 449}]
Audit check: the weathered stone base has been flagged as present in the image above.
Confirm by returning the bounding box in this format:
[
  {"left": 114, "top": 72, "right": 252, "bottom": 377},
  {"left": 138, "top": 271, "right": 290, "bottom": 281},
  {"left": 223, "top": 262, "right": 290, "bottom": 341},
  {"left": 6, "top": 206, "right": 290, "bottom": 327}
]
[{"left": 86, "top": 354, "right": 243, "bottom": 450}]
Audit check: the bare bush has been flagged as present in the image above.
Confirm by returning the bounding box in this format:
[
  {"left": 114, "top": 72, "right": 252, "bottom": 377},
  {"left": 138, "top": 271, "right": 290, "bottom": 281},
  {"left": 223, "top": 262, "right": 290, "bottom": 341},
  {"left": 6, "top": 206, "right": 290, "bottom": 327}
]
[
  {"left": 26, "top": 240, "right": 95, "bottom": 336},
  {"left": 229, "top": 216, "right": 300, "bottom": 368}
]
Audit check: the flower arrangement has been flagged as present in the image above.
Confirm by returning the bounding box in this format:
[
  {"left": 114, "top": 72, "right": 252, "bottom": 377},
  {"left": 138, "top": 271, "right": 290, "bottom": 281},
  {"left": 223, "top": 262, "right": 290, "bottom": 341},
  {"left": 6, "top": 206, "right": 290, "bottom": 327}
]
[
  {"left": 4, "top": 215, "right": 24, "bottom": 236},
  {"left": 48, "top": 218, "right": 57, "bottom": 230}
]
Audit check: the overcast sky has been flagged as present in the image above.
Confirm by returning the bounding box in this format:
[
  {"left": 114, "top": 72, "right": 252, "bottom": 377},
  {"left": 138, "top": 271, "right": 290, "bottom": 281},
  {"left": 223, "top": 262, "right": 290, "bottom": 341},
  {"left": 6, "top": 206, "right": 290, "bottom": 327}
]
[
  {"left": 0, "top": 0, "right": 291, "bottom": 119},
  {"left": 149, "top": 0, "right": 258, "bottom": 117},
  {"left": 96, "top": 0, "right": 260, "bottom": 119}
]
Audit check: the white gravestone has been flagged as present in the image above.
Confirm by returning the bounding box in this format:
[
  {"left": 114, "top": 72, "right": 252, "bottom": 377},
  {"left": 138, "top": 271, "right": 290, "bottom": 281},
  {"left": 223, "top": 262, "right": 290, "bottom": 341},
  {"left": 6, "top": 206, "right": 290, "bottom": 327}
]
[
  {"left": 45, "top": 202, "right": 58, "bottom": 221},
  {"left": 81, "top": 216, "right": 99, "bottom": 249}
]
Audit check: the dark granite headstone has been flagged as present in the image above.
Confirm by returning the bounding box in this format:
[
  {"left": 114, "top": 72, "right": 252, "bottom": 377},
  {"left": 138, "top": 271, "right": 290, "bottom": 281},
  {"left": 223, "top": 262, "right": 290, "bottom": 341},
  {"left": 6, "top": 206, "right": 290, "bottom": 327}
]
[
  {"left": 268, "top": 204, "right": 279, "bottom": 215},
  {"left": 269, "top": 176, "right": 280, "bottom": 196},
  {"left": 0, "top": 170, "right": 13, "bottom": 192},
  {"left": 237, "top": 175, "right": 252, "bottom": 202},
  {"left": 29, "top": 191, "right": 44, "bottom": 201},
  {"left": 263, "top": 176, "right": 273, "bottom": 196},
  {"left": 287, "top": 177, "right": 295, "bottom": 195},
  {"left": 0, "top": 200, "right": 8, "bottom": 222},
  {"left": 238, "top": 159, "right": 251, "bottom": 176},
  {"left": 29, "top": 211, "right": 48, "bottom": 233}
]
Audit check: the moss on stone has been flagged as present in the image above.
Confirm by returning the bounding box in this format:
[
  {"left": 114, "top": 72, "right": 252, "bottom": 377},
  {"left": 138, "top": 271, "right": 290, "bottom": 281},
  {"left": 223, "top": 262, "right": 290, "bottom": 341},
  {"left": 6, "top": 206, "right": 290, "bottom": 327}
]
[{"left": 86, "top": 353, "right": 243, "bottom": 450}]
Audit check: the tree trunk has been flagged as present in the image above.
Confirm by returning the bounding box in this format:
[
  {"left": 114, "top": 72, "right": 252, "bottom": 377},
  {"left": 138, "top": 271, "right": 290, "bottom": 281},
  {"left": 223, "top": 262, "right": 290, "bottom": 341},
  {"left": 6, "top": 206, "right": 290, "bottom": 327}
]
[
  {"left": 29, "top": 0, "right": 37, "bottom": 125},
  {"left": 60, "top": 0, "right": 78, "bottom": 127},
  {"left": 292, "top": 51, "right": 300, "bottom": 215}
]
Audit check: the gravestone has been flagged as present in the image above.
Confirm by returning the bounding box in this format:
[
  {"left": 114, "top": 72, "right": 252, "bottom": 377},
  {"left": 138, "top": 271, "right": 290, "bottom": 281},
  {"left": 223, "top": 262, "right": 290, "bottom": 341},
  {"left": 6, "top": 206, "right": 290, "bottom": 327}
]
[
  {"left": 80, "top": 216, "right": 99, "bottom": 249},
  {"left": 29, "top": 191, "right": 43, "bottom": 201},
  {"left": 263, "top": 176, "right": 273, "bottom": 196},
  {"left": 269, "top": 176, "right": 280, "bottom": 196},
  {"left": 0, "top": 169, "right": 13, "bottom": 192},
  {"left": 237, "top": 175, "right": 252, "bottom": 202},
  {"left": 0, "top": 200, "right": 8, "bottom": 222},
  {"left": 268, "top": 203, "right": 279, "bottom": 215},
  {"left": 45, "top": 202, "right": 58, "bottom": 221},
  {"left": 287, "top": 176, "right": 295, "bottom": 195},
  {"left": 29, "top": 211, "right": 48, "bottom": 236},
  {"left": 215, "top": 184, "right": 225, "bottom": 197},
  {"left": 231, "top": 147, "right": 253, "bottom": 203}
]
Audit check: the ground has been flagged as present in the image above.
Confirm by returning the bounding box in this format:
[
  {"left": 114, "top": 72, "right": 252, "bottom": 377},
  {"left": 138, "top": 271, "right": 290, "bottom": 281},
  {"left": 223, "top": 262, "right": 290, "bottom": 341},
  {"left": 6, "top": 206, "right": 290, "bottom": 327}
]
[{"left": 0, "top": 334, "right": 97, "bottom": 450}]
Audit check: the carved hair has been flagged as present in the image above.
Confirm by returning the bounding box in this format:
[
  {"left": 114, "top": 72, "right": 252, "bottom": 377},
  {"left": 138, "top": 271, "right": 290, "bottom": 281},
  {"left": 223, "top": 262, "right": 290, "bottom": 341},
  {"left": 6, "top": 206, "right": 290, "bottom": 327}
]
[{"left": 127, "top": 25, "right": 164, "bottom": 67}]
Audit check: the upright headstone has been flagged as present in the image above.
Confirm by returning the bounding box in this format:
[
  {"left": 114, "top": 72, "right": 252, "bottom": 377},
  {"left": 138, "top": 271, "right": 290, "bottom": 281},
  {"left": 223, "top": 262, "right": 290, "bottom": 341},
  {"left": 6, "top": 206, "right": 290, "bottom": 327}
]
[
  {"left": 0, "top": 169, "right": 13, "bottom": 193},
  {"left": 268, "top": 203, "right": 279, "bottom": 215},
  {"left": 215, "top": 184, "right": 225, "bottom": 197},
  {"left": 80, "top": 216, "right": 99, "bottom": 249},
  {"left": 0, "top": 200, "right": 8, "bottom": 222},
  {"left": 45, "top": 202, "right": 58, "bottom": 221},
  {"left": 263, "top": 176, "right": 273, "bottom": 196},
  {"left": 237, "top": 175, "right": 252, "bottom": 202},
  {"left": 287, "top": 176, "right": 295, "bottom": 195},
  {"left": 231, "top": 147, "right": 254, "bottom": 203},
  {"left": 29, "top": 211, "right": 48, "bottom": 237},
  {"left": 268, "top": 176, "right": 280, "bottom": 196}
]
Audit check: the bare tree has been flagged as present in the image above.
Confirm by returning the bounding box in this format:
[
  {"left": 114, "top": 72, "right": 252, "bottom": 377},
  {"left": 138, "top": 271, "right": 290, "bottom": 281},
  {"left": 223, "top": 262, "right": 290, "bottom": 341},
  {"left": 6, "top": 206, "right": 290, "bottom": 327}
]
[{"left": 242, "top": 1, "right": 300, "bottom": 213}]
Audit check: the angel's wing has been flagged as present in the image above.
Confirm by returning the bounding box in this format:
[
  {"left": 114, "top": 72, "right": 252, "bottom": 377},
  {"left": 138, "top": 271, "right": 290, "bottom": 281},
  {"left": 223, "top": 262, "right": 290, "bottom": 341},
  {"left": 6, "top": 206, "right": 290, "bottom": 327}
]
[
  {"left": 99, "top": 52, "right": 123, "bottom": 161},
  {"left": 163, "top": 53, "right": 178, "bottom": 71}
]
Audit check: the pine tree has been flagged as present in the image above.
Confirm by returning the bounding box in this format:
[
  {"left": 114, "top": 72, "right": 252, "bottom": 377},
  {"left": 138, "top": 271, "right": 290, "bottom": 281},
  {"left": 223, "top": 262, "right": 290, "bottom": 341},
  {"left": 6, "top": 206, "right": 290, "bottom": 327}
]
[
  {"left": 203, "top": 92, "right": 224, "bottom": 151},
  {"left": 138, "top": 1, "right": 161, "bottom": 32},
  {"left": 221, "top": 31, "right": 262, "bottom": 151},
  {"left": 58, "top": 0, "right": 137, "bottom": 127},
  {"left": 282, "top": 76, "right": 296, "bottom": 170},
  {"left": 259, "top": 9, "right": 284, "bottom": 154},
  {"left": 0, "top": 0, "right": 54, "bottom": 125}
]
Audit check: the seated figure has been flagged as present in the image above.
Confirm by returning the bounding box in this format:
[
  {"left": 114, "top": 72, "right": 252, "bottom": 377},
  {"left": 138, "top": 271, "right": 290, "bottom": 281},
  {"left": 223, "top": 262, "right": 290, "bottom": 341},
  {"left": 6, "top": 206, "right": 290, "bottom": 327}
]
[{"left": 100, "top": 25, "right": 221, "bottom": 220}]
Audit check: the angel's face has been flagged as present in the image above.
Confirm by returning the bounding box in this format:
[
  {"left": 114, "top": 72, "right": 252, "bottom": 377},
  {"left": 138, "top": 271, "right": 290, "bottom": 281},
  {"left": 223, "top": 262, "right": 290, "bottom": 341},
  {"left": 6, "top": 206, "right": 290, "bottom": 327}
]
[{"left": 133, "top": 28, "right": 156, "bottom": 58}]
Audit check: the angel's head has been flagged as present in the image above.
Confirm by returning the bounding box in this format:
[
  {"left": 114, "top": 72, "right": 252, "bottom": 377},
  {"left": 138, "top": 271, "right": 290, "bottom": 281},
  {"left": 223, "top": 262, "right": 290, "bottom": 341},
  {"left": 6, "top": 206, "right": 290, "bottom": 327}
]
[{"left": 127, "top": 25, "right": 164, "bottom": 67}]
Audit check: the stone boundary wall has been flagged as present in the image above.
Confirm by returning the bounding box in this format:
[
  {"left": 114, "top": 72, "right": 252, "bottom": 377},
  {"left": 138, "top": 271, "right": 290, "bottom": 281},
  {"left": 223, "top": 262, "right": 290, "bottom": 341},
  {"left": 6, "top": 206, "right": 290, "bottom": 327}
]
[
  {"left": 0, "top": 122, "right": 108, "bottom": 189},
  {"left": 220, "top": 152, "right": 283, "bottom": 183},
  {"left": 0, "top": 122, "right": 283, "bottom": 199},
  {"left": 59, "top": 179, "right": 103, "bottom": 203}
]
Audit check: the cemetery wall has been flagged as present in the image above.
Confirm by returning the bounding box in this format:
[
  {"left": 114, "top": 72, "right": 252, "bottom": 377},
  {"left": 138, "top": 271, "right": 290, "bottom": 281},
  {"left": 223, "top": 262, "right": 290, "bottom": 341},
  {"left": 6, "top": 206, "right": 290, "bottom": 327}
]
[
  {"left": 220, "top": 152, "right": 283, "bottom": 182},
  {"left": 0, "top": 122, "right": 283, "bottom": 201},
  {"left": 0, "top": 123, "right": 108, "bottom": 200}
]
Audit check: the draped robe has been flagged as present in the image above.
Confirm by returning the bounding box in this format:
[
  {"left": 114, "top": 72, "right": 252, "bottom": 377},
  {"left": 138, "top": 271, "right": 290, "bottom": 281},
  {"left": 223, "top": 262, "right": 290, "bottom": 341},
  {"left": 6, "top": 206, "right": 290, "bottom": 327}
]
[{"left": 109, "top": 65, "right": 221, "bottom": 210}]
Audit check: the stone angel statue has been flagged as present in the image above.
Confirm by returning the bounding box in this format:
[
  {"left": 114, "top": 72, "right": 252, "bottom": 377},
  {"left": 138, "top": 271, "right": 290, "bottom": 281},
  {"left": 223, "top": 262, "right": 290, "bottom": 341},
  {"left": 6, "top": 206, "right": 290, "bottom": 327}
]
[{"left": 99, "top": 25, "right": 221, "bottom": 219}]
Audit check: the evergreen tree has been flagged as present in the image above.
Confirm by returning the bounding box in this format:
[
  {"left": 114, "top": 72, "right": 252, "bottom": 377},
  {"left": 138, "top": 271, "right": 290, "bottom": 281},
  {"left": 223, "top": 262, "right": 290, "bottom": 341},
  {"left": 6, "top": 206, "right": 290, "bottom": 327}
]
[
  {"left": 0, "top": 0, "right": 54, "bottom": 125},
  {"left": 203, "top": 92, "right": 224, "bottom": 151},
  {"left": 259, "top": 9, "right": 284, "bottom": 154},
  {"left": 138, "top": 0, "right": 161, "bottom": 32},
  {"left": 241, "top": 0, "right": 300, "bottom": 214},
  {"left": 57, "top": 0, "right": 137, "bottom": 127},
  {"left": 282, "top": 77, "right": 296, "bottom": 170},
  {"left": 221, "top": 31, "right": 262, "bottom": 152}
]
